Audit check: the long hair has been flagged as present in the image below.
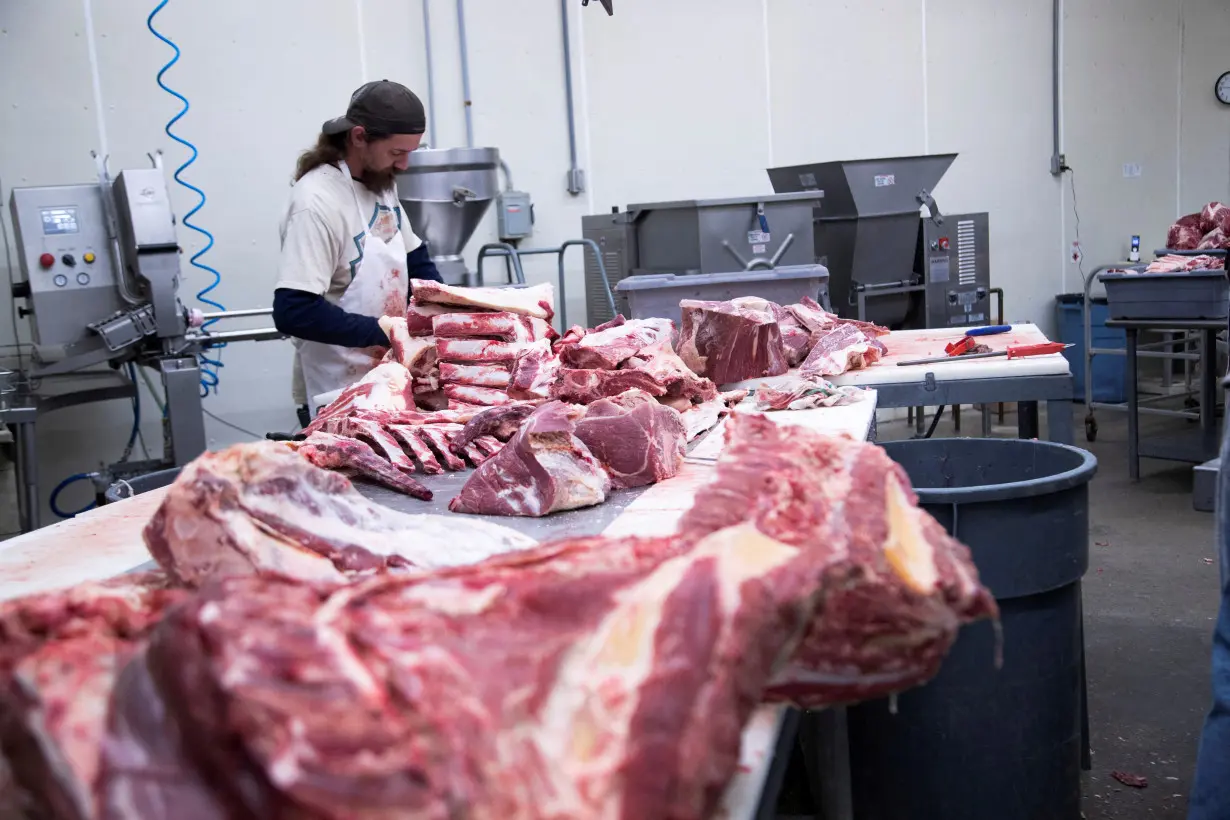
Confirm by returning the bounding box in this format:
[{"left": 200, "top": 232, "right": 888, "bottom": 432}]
[{"left": 294, "top": 126, "right": 392, "bottom": 182}]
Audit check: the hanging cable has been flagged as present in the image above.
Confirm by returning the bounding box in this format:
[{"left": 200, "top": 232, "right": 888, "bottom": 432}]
[
  {"left": 50, "top": 473, "right": 99, "bottom": 519},
  {"left": 147, "top": 0, "right": 226, "bottom": 398}
]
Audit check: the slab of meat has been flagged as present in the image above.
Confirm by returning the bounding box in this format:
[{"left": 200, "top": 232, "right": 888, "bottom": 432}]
[
  {"left": 1145, "top": 253, "right": 1226, "bottom": 272},
  {"left": 789, "top": 296, "right": 890, "bottom": 339},
  {"left": 799, "top": 324, "right": 883, "bottom": 378},
  {"left": 378, "top": 317, "right": 438, "bottom": 376},
  {"left": 559, "top": 317, "right": 674, "bottom": 370},
  {"left": 779, "top": 321, "right": 814, "bottom": 367},
  {"left": 411, "top": 279, "right": 555, "bottom": 320},
  {"left": 145, "top": 442, "right": 536, "bottom": 587},
  {"left": 1199, "top": 227, "right": 1230, "bottom": 251},
  {"left": 439, "top": 361, "right": 511, "bottom": 388},
  {"left": 1168, "top": 213, "right": 1205, "bottom": 250},
  {"left": 508, "top": 339, "right": 562, "bottom": 400},
  {"left": 0, "top": 574, "right": 187, "bottom": 819},
  {"left": 436, "top": 338, "right": 525, "bottom": 364},
  {"left": 140, "top": 507, "right": 827, "bottom": 820},
  {"left": 574, "top": 389, "right": 687, "bottom": 489},
  {"left": 450, "top": 403, "right": 537, "bottom": 454},
  {"left": 450, "top": 401, "right": 610, "bottom": 516},
  {"left": 341, "top": 416, "right": 420, "bottom": 474},
  {"left": 405, "top": 301, "right": 459, "bottom": 335},
  {"left": 623, "top": 341, "right": 719, "bottom": 407},
  {"left": 754, "top": 373, "right": 868, "bottom": 410},
  {"left": 1201, "top": 201, "right": 1230, "bottom": 234},
  {"left": 432, "top": 311, "right": 554, "bottom": 343},
  {"left": 415, "top": 424, "right": 469, "bottom": 471},
  {"left": 305, "top": 361, "right": 416, "bottom": 434},
  {"left": 677, "top": 413, "right": 998, "bottom": 707},
  {"left": 292, "top": 431, "right": 432, "bottom": 498},
  {"left": 386, "top": 424, "right": 445, "bottom": 474},
  {"left": 677, "top": 298, "right": 789, "bottom": 384},
  {"left": 443, "top": 383, "right": 517, "bottom": 407},
  {"left": 549, "top": 367, "right": 667, "bottom": 404}
]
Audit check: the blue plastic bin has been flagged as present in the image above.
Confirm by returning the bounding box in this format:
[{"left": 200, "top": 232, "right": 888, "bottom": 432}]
[{"left": 1055, "top": 294, "right": 1127, "bottom": 404}]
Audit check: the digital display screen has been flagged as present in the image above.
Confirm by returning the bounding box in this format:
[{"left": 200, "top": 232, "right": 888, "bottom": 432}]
[{"left": 40, "top": 207, "right": 79, "bottom": 235}]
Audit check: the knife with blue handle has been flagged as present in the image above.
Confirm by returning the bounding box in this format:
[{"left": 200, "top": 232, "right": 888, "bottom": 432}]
[{"left": 965, "top": 325, "right": 1012, "bottom": 337}]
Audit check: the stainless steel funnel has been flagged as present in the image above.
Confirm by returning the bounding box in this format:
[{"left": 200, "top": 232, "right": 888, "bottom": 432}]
[{"left": 396, "top": 147, "right": 500, "bottom": 284}]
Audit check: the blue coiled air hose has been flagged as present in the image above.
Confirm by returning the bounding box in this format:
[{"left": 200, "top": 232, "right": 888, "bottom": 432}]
[{"left": 147, "top": 0, "right": 226, "bottom": 398}]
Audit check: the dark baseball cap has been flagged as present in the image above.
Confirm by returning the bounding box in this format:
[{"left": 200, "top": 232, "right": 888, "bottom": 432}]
[{"left": 322, "top": 80, "right": 427, "bottom": 137}]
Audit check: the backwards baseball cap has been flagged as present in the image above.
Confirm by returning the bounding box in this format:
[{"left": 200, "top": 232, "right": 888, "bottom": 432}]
[{"left": 322, "top": 80, "right": 427, "bottom": 137}]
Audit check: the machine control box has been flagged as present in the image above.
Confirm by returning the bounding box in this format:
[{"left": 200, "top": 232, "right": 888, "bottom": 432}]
[
  {"left": 918, "top": 213, "right": 991, "bottom": 327},
  {"left": 8, "top": 184, "right": 125, "bottom": 347},
  {"left": 497, "top": 190, "right": 534, "bottom": 241}
]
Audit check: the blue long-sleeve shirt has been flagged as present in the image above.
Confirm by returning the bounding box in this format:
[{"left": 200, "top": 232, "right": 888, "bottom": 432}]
[{"left": 273, "top": 244, "right": 442, "bottom": 347}]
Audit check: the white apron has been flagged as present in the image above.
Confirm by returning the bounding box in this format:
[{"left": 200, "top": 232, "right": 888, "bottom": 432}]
[{"left": 299, "top": 163, "right": 408, "bottom": 412}]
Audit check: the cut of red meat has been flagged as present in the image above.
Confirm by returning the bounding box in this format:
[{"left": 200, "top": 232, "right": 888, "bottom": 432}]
[
  {"left": 472, "top": 435, "right": 504, "bottom": 458},
  {"left": 378, "top": 318, "right": 438, "bottom": 377},
  {"left": 678, "top": 397, "right": 728, "bottom": 441},
  {"left": 623, "top": 341, "right": 718, "bottom": 406},
  {"left": 1198, "top": 228, "right": 1229, "bottom": 251},
  {"left": 550, "top": 367, "right": 667, "bottom": 404},
  {"left": 436, "top": 338, "right": 525, "bottom": 364},
  {"left": 754, "top": 373, "right": 867, "bottom": 410},
  {"left": 553, "top": 324, "right": 587, "bottom": 354},
  {"left": 444, "top": 383, "right": 517, "bottom": 407},
  {"left": 508, "top": 339, "right": 562, "bottom": 400},
  {"left": 799, "top": 324, "right": 883, "bottom": 378},
  {"left": 559, "top": 317, "right": 674, "bottom": 370},
  {"left": 439, "top": 362, "right": 511, "bottom": 388},
  {"left": 450, "top": 401, "right": 609, "bottom": 516},
  {"left": 450, "top": 403, "right": 537, "bottom": 454},
  {"left": 411, "top": 280, "right": 555, "bottom": 320},
  {"left": 573, "top": 389, "right": 687, "bottom": 489},
  {"left": 677, "top": 299, "right": 788, "bottom": 383},
  {"left": 1201, "top": 202, "right": 1230, "bottom": 234},
  {"left": 415, "top": 425, "right": 469, "bottom": 472},
  {"left": 779, "top": 322, "right": 813, "bottom": 367},
  {"left": 1167, "top": 213, "right": 1205, "bottom": 251},
  {"left": 432, "top": 311, "right": 554, "bottom": 343},
  {"left": 342, "top": 416, "right": 420, "bottom": 474},
  {"left": 291, "top": 432, "right": 432, "bottom": 499},
  {"left": 461, "top": 441, "right": 488, "bottom": 467},
  {"left": 145, "top": 442, "right": 537, "bottom": 586},
  {"left": 677, "top": 413, "right": 998, "bottom": 707},
  {"left": 305, "top": 362, "right": 416, "bottom": 434},
  {"left": 405, "top": 301, "right": 459, "bottom": 336},
  {"left": 386, "top": 424, "right": 445, "bottom": 474}
]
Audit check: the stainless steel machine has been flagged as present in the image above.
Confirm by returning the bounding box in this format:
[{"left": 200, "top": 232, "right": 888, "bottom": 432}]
[
  {"left": 4, "top": 153, "right": 281, "bottom": 531},
  {"left": 582, "top": 154, "right": 992, "bottom": 329}
]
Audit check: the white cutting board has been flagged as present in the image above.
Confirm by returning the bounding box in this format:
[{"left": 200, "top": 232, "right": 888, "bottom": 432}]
[{"left": 726, "top": 323, "right": 1070, "bottom": 391}]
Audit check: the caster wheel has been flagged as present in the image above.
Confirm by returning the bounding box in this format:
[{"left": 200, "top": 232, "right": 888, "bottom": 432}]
[{"left": 1085, "top": 416, "right": 1098, "bottom": 442}]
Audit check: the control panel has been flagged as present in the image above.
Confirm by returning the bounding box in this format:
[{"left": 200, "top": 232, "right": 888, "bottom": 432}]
[
  {"left": 919, "top": 212, "right": 991, "bottom": 329},
  {"left": 9, "top": 184, "right": 126, "bottom": 348}
]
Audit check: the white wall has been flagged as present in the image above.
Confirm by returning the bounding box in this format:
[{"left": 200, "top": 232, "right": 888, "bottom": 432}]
[{"left": 1, "top": 0, "right": 1228, "bottom": 521}]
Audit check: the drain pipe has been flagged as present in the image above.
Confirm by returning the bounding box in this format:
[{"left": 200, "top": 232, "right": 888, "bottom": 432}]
[
  {"left": 456, "top": 0, "right": 474, "bottom": 148},
  {"left": 1049, "top": 0, "right": 1065, "bottom": 176},
  {"left": 560, "top": 0, "right": 585, "bottom": 194},
  {"left": 422, "top": 0, "right": 437, "bottom": 147}
]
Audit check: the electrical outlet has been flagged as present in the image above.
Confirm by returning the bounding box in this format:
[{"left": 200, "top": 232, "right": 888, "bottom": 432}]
[{"left": 1071, "top": 241, "right": 1083, "bottom": 264}]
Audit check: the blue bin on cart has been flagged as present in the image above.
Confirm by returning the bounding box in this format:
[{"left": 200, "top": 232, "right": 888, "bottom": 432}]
[{"left": 1055, "top": 294, "right": 1127, "bottom": 404}]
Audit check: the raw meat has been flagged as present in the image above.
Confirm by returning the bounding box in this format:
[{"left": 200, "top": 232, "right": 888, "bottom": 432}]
[
  {"left": 0, "top": 573, "right": 186, "bottom": 820},
  {"left": 779, "top": 321, "right": 814, "bottom": 367},
  {"left": 305, "top": 361, "right": 416, "bottom": 434},
  {"left": 1145, "top": 254, "right": 1225, "bottom": 272},
  {"left": 343, "top": 416, "right": 420, "bottom": 474},
  {"left": 432, "top": 311, "right": 553, "bottom": 343},
  {"left": 799, "top": 324, "right": 883, "bottom": 378},
  {"left": 439, "top": 362, "right": 511, "bottom": 388},
  {"left": 405, "top": 301, "right": 457, "bottom": 335},
  {"left": 387, "top": 424, "right": 445, "bottom": 474},
  {"left": 574, "top": 389, "right": 687, "bottom": 489},
  {"left": 1168, "top": 213, "right": 1205, "bottom": 251},
  {"left": 411, "top": 279, "right": 555, "bottom": 320},
  {"left": 436, "top": 338, "right": 525, "bottom": 364},
  {"left": 623, "top": 341, "right": 719, "bottom": 406},
  {"left": 679, "top": 398, "right": 729, "bottom": 441},
  {"left": 1201, "top": 201, "right": 1230, "bottom": 234},
  {"left": 291, "top": 432, "right": 432, "bottom": 499},
  {"left": 450, "top": 401, "right": 610, "bottom": 516},
  {"left": 444, "top": 383, "right": 518, "bottom": 407},
  {"left": 677, "top": 413, "right": 998, "bottom": 707},
  {"left": 508, "top": 339, "right": 562, "bottom": 400},
  {"left": 559, "top": 317, "right": 674, "bottom": 370},
  {"left": 549, "top": 367, "right": 667, "bottom": 404},
  {"left": 789, "top": 296, "right": 890, "bottom": 339},
  {"left": 140, "top": 510, "right": 824, "bottom": 820},
  {"left": 553, "top": 324, "right": 587, "bottom": 353},
  {"left": 450, "top": 403, "right": 537, "bottom": 454},
  {"left": 377, "top": 317, "right": 438, "bottom": 378},
  {"left": 677, "top": 299, "right": 789, "bottom": 384},
  {"left": 754, "top": 374, "right": 868, "bottom": 410},
  {"left": 1198, "top": 228, "right": 1230, "bottom": 251},
  {"left": 145, "top": 442, "right": 536, "bottom": 587},
  {"left": 415, "top": 424, "right": 469, "bottom": 472}
]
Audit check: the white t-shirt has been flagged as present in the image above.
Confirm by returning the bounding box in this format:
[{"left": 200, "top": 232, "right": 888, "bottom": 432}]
[
  {"left": 276, "top": 163, "right": 422, "bottom": 300},
  {"left": 277, "top": 163, "right": 423, "bottom": 405}
]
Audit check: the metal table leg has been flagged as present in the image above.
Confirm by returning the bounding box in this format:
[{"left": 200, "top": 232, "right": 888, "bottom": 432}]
[
  {"left": 1126, "top": 328, "right": 1140, "bottom": 481},
  {"left": 14, "top": 421, "right": 38, "bottom": 532},
  {"left": 1047, "top": 398, "right": 1075, "bottom": 445},
  {"left": 1018, "top": 401, "right": 1040, "bottom": 439},
  {"left": 813, "top": 707, "right": 854, "bottom": 820},
  {"left": 1202, "top": 328, "right": 1219, "bottom": 459}
]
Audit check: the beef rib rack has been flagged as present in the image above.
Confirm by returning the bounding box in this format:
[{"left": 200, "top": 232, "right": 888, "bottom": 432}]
[
  {"left": 145, "top": 442, "right": 537, "bottom": 587},
  {"left": 411, "top": 279, "right": 555, "bottom": 320}
]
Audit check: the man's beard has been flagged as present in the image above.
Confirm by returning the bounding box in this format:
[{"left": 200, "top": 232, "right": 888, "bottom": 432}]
[{"left": 358, "top": 166, "right": 397, "bottom": 194}]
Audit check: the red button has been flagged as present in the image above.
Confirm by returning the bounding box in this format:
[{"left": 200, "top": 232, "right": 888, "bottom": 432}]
[
  {"left": 939, "top": 237, "right": 950, "bottom": 251},
  {"left": 38, "top": 253, "right": 55, "bottom": 269}
]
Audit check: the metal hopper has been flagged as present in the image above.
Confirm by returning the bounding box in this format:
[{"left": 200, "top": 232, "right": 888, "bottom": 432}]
[
  {"left": 767, "top": 154, "right": 957, "bottom": 326},
  {"left": 396, "top": 147, "right": 500, "bottom": 284}
]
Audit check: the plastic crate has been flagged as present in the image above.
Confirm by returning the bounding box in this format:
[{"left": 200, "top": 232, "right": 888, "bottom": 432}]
[
  {"left": 1099, "top": 270, "right": 1229, "bottom": 321},
  {"left": 1055, "top": 294, "right": 1127, "bottom": 403},
  {"left": 614, "top": 265, "right": 830, "bottom": 326}
]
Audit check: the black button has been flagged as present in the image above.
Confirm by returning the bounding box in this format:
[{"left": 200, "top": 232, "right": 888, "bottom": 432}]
[{"left": 61, "top": 254, "right": 76, "bottom": 267}]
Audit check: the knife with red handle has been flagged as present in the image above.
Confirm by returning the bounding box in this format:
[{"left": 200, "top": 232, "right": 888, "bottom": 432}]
[{"left": 898, "top": 342, "right": 1072, "bottom": 367}]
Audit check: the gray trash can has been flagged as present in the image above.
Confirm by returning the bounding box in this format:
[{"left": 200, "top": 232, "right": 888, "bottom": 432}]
[
  {"left": 845, "top": 437, "right": 1097, "bottom": 820},
  {"left": 103, "top": 467, "right": 182, "bottom": 504}
]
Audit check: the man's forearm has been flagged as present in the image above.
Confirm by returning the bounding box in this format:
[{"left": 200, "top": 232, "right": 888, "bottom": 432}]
[
  {"left": 407, "top": 243, "right": 443, "bottom": 284},
  {"left": 273, "top": 288, "right": 388, "bottom": 348}
]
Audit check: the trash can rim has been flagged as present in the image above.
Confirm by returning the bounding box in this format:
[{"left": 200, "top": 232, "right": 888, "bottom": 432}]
[{"left": 881, "top": 437, "right": 1098, "bottom": 504}]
